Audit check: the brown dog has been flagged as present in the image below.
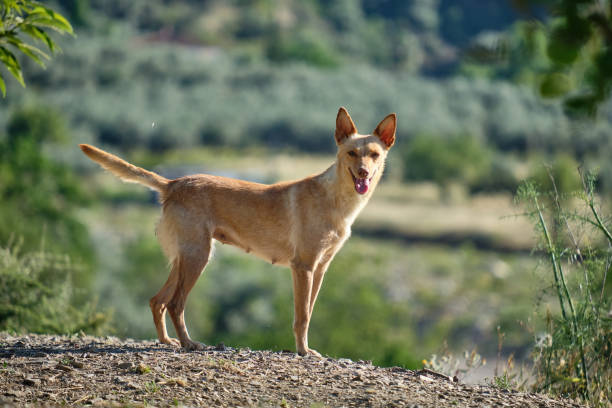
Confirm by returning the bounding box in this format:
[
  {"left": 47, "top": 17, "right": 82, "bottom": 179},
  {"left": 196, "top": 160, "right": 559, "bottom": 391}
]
[{"left": 80, "top": 107, "right": 396, "bottom": 356}]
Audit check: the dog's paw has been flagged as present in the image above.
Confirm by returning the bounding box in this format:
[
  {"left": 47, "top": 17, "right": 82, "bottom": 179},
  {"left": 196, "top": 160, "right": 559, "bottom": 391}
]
[
  {"left": 181, "top": 339, "right": 205, "bottom": 351},
  {"left": 159, "top": 337, "right": 181, "bottom": 347},
  {"left": 298, "top": 347, "right": 322, "bottom": 358}
]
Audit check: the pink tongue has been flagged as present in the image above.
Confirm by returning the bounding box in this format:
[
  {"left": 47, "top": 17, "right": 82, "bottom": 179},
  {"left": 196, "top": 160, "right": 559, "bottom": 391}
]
[{"left": 354, "top": 177, "right": 369, "bottom": 194}]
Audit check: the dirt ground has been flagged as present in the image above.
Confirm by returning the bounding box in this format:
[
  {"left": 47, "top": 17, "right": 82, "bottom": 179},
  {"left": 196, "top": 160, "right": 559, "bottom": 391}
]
[{"left": 0, "top": 333, "right": 584, "bottom": 407}]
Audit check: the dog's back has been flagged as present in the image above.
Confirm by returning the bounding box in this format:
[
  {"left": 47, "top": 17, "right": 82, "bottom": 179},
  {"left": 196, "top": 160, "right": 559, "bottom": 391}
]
[{"left": 79, "top": 107, "right": 396, "bottom": 355}]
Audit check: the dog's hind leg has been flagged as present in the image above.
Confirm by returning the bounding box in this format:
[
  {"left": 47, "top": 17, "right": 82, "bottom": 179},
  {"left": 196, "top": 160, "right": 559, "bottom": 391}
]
[
  {"left": 149, "top": 260, "right": 181, "bottom": 346},
  {"left": 167, "top": 240, "right": 212, "bottom": 351}
]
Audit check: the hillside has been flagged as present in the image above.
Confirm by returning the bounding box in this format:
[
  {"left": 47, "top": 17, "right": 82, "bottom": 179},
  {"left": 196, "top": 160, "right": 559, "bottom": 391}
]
[{"left": 0, "top": 333, "right": 584, "bottom": 407}]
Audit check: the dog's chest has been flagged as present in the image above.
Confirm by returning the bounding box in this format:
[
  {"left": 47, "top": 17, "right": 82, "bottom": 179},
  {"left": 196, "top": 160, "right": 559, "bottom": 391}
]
[{"left": 313, "top": 201, "right": 364, "bottom": 245}]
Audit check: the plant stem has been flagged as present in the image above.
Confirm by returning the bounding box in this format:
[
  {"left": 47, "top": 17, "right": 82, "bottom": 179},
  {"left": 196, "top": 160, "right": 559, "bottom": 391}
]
[
  {"left": 534, "top": 196, "right": 568, "bottom": 321},
  {"left": 581, "top": 166, "right": 612, "bottom": 246},
  {"left": 534, "top": 196, "right": 589, "bottom": 394},
  {"left": 589, "top": 201, "right": 612, "bottom": 246},
  {"left": 547, "top": 167, "right": 596, "bottom": 315},
  {"left": 581, "top": 169, "right": 611, "bottom": 308}
]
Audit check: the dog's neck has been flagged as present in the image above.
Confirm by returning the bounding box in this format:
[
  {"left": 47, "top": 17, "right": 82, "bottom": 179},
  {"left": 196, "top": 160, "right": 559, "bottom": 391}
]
[{"left": 316, "top": 161, "right": 380, "bottom": 228}]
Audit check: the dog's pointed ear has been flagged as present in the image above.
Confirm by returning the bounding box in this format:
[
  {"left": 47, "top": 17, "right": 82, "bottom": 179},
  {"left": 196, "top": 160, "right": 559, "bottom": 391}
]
[
  {"left": 335, "top": 107, "right": 358, "bottom": 145},
  {"left": 373, "top": 113, "right": 396, "bottom": 149}
]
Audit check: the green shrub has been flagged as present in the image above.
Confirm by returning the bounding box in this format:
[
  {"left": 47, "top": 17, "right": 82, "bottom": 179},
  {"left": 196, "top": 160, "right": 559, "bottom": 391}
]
[
  {"left": 402, "top": 133, "right": 493, "bottom": 188},
  {"left": 470, "top": 154, "right": 520, "bottom": 193},
  {"left": 529, "top": 154, "right": 582, "bottom": 197},
  {"left": 0, "top": 245, "right": 109, "bottom": 334},
  {"left": 266, "top": 29, "right": 340, "bottom": 68}
]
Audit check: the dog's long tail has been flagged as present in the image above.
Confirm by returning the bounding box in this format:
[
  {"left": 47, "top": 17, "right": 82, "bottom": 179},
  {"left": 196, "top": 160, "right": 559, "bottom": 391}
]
[{"left": 79, "top": 144, "right": 169, "bottom": 192}]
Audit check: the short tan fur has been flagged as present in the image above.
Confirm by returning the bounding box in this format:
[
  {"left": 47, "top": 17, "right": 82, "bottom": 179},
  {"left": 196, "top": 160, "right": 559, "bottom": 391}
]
[{"left": 80, "top": 107, "right": 396, "bottom": 356}]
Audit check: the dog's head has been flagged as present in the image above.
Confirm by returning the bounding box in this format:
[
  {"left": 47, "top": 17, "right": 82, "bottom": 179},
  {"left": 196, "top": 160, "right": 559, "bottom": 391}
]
[{"left": 334, "top": 107, "right": 396, "bottom": 195}]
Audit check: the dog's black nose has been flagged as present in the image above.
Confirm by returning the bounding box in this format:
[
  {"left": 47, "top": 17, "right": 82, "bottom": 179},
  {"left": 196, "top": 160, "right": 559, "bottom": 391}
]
[{"left": 357, "top": 168, "right": 369, "bottom": 178}]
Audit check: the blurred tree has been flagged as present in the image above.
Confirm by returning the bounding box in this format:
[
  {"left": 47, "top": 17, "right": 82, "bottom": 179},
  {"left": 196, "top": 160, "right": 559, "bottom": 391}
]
[
  {"left": 510, "top": 0, "right": 612, "bottom": 116},
  {"left": 529, "top": 153, "right": 581, "bottom": 195},
  {"left": 0, "top": 106, "right": 94, "bottom": 269},
  {"left": 0, "top": 106, "right": 104, "bottom": 333},
  {"left": 56, "top": 0, "right": 89, "bottom": 27},
  {"left": 0, "top": 0, "right": 73, "bottom": 96},
  {"left": 266, "top": 28, "right": 340, "bottom": 67},
  {"left": 402, "top": 134, "right": 493, "bottom": 189}
]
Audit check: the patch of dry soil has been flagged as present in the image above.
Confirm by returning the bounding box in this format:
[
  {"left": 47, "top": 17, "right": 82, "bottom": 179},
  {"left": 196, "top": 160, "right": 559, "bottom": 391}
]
[{"left": 0, "top": 334, "right": 583, "bottom": 407}]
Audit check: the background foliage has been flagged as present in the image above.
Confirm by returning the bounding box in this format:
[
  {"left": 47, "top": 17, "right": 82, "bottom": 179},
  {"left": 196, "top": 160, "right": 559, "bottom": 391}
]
[{"left": 1, "top": 1, "right": 611, "bottom": 406}]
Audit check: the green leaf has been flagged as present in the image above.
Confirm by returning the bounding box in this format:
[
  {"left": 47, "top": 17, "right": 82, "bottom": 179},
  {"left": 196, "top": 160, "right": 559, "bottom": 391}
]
[
  {"left": 6, "top": 36, "right": 49, "bottom": 68},
  {"left": 0, "top": 46, "right": 24, "bottom": 87},
  {"left": 20, "top": 25, "right": 57, "bottom": 53},
  {"left": 23, "top": 7, "right": 74, "bottom": 35},
  {"left": 563, "top": 94, "right": 599, "bottom": 118},
  {"left": 540, "top": 72, "right": 573, "bottom": 98},
  {"left": 0, "top": 71, "right": 6, "bottom": 97},
  {"left": 546, "top": 19, "right": 591, "bottom": 66}
]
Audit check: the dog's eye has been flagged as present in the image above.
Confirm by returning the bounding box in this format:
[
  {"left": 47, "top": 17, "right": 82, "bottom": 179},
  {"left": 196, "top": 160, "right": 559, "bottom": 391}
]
[
  {"left": 370, "top": 152, "right": 380, "bottom": 160},
  {"left": 348, "top": 151, "right": 358, "bottom": 157}
]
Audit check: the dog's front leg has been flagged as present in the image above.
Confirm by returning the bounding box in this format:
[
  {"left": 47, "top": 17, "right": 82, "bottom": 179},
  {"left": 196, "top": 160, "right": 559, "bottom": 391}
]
[
  {"left": 308, "top": 254, "right": 334, "bottom": 319},
  {"left": 290, "top": 265, "right": 320, "bottom": 356}
]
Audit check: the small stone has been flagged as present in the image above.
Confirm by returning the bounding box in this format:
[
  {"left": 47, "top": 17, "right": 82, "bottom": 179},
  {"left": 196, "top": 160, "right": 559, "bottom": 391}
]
[
  {"left": 113, "top": 376, "right": 126, "bottom": 384},
  {"left": 23, "top": 377, "right": 40, "bottom": 386},
  {"left": 70, "top": 360, "right": 84, "bottom": 369},
  {"left": 174, "top": 378, "right": 188, "bottom": 387},
  {"left": 117, "top": 362, "right": 133, "bottom": 370},
  {"left": 124, "top": 382, "right": 138, "bottom": 390},
  {"left": 55, "top": 364, "right": 73, "bottom": 372}
]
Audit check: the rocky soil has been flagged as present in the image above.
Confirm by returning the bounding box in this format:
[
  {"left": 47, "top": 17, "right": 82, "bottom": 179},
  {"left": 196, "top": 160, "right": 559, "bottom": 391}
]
[{"left": 0, "top": 333, "right": 584, "bottom": 407}]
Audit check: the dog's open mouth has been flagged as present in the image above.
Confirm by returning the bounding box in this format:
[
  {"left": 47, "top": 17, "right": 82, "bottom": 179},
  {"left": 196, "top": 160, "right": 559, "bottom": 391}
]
[{"left": 350, "top": 170, "right": 372, "bottom": 195}]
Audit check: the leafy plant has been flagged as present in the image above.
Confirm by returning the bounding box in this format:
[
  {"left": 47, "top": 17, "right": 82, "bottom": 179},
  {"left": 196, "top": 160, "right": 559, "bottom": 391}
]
[
  {"left": 0, "top": 0, "right": 73, "bottom": 96},
  {"left": 517, "top": 169, "right": 611, "bottom": 406},
  {"left": 402, "top": 134, "right": 493, "bottom": 189},
  {"left": 0, "top": 106, "right": 94, "bottom": 268},
  {"left": 469, "top": 0, "right": 612, "bottom": 117},
  {"left": 144, "top": 380, "right": 159, "bottom": 394},
  {"left": 0, "top": 244, "right": 109, "bottom": 334}
]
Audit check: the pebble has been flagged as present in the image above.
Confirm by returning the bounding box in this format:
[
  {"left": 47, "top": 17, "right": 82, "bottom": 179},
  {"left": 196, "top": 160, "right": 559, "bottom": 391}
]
[{"left": 22, "top": 377, "right": 40, "bottom": 386}]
